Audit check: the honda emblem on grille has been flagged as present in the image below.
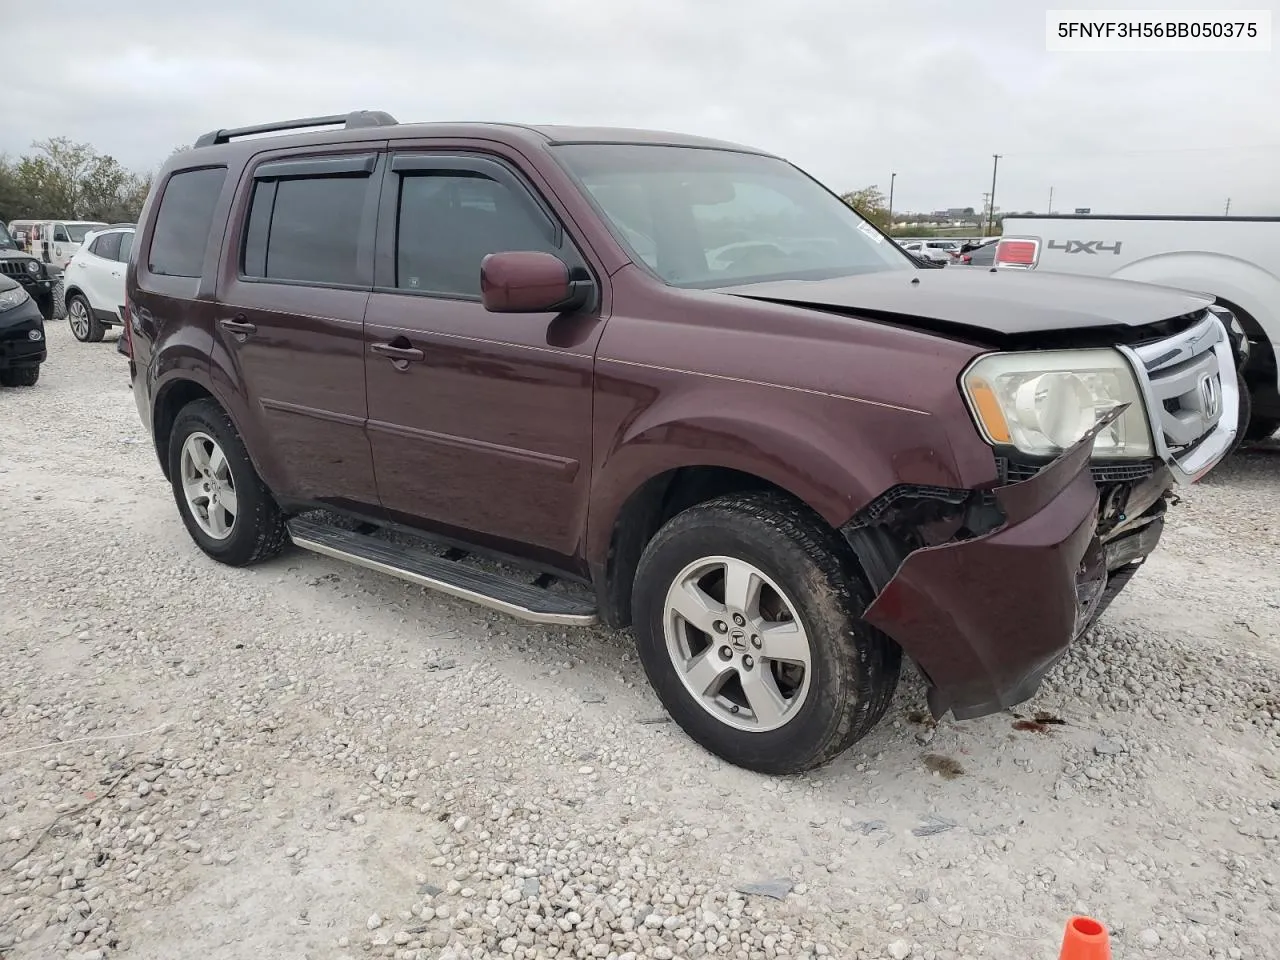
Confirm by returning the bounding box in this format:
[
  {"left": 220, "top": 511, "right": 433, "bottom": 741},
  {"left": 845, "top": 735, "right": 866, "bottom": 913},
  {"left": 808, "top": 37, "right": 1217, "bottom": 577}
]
[{"left": 1198, "top": 374, "right": 1221, "bottom": 420}]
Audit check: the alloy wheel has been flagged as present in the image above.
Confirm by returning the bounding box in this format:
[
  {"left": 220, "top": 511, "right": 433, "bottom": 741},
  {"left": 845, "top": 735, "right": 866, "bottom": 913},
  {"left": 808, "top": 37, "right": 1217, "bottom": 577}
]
[
  {"left": 68, "top": 298, "right": 90, "bottom": 339},
  {"left": 179, "top": 432, "right": 238, "bottom": 540},
  {"left": 663, "top": 555, "right": 813, "bottom": 732}
]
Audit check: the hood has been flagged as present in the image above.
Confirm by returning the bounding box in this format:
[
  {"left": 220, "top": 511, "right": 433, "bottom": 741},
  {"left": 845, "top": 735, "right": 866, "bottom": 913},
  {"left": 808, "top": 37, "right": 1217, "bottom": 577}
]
[
  {"left": 0, "top": 248, "right": 37, "bottom": 261},
  {"left": 714, "top": 268, "right": 1213, "bottom": 340}
]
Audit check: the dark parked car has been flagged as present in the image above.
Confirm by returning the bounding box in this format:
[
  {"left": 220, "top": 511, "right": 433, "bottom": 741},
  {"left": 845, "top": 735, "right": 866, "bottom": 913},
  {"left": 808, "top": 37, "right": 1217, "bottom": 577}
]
[
  {"left": 126, "top": 112, "right": 1238, "bottom": 773},
  {"left": 0, "top": 273, "right": 47, "bottom": 386},
  {"left": 0, "top": 220, "right": 62, "bottom": 322}
]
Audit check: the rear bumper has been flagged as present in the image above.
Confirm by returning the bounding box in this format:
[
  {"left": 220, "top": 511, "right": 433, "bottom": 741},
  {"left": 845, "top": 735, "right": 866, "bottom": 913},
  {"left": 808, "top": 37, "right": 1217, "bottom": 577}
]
[{"left": 863, "top": 412, "right": 1165, "bottom": 720}]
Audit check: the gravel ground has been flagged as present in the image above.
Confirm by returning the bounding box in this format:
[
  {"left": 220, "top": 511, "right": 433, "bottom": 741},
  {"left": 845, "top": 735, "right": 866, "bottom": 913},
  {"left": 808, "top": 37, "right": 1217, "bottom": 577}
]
[{"left": 2, "top": 321, "right": 1279, "bottom": 960}]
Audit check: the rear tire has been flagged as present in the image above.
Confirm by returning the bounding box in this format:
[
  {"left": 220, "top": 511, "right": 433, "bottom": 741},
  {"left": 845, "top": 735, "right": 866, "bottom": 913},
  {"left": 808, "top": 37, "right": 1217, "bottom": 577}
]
[
  {"left": 67, "top": 293, "right": 104, "bottom": 343},
  {"left": 0, "top": 365, "right": 40, "bottom": 387},
  {"left": 631, "top": 491, "right": 901, "bottom": 774},
  {"left": 167, "top": 399, "right": 288, "bottom": 567}
]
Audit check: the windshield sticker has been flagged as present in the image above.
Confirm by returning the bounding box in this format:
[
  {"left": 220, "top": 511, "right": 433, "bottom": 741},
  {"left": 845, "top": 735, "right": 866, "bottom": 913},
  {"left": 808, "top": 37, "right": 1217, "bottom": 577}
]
[{"left": 858, "top": 221, "right": 884, "bottom": 244}]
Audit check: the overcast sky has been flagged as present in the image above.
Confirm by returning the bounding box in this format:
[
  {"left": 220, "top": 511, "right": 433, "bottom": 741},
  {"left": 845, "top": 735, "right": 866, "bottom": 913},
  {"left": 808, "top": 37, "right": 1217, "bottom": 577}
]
[{"left": 4, "top": 0, "right": 1277, "bottom": 215}]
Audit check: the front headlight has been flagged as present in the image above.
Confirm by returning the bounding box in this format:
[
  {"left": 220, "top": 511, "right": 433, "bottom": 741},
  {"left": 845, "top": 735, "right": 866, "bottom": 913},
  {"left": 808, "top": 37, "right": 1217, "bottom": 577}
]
[
  {"left": 0, "top": 285, "right": 31, "bottom": 311},
  {"left": 25, "top": 259, "right": 41, "bottom": 275},
  {"left": 961, "top": 348, "right": 1153, "bottom": 458}
]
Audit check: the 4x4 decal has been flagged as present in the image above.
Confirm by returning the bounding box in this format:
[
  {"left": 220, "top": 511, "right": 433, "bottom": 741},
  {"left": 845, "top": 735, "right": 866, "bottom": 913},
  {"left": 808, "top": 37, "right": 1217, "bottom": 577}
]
[{"left": 1048, "top": 239, "right": 1123, "bottom": 255}]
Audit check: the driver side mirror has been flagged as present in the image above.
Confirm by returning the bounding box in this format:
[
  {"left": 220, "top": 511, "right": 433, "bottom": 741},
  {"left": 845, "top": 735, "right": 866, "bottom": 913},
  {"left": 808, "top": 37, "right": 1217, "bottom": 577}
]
[{"left": 481, "top": 251, "right": 594, "bottom": 314}]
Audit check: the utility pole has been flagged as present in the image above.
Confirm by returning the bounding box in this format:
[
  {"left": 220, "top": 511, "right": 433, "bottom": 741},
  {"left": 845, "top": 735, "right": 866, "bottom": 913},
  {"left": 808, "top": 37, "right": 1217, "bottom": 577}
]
[
  {"left": 986, "top": 154, "right": 1001, "bottom": 237},
  {"left": 888, "top": 172, "right": 897, "bottom": 229},
  {"left": 1224, "top": 197, "right": 1231, "bottom": 215},
  {"left": 1048, "top": 185, "right": 1054, "bottom": 215}
]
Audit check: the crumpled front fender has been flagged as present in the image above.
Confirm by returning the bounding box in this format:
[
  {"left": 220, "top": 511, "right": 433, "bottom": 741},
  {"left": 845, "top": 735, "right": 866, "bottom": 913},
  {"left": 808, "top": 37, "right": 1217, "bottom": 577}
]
[{"left": 863, "top": 412, "right": 1123, "bottom": 720}]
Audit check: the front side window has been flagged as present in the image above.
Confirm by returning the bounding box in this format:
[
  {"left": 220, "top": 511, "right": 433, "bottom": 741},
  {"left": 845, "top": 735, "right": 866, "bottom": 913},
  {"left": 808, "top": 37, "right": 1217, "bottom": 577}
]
[
  {"left": 395, "top": 171, "right": 566, "bottom": 297},
  {"left": 54, "top": 225, "right": 71, "bottom": 243},
  {"left": 149, "top": 167, "right": 228, "bottom": 278},
  {"left": 242, "top": 174, "right": 366, "bottom": 286},
  {"left": 555, "top": 143, "right": 910, "bottom": 288}
]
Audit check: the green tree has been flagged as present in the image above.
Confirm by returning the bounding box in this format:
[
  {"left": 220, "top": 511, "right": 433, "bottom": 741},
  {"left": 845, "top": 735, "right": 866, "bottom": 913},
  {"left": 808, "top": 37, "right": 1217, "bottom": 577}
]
[
  {"left": 6, "top": 137, "right": 152, "bottom": 222},
  {"left": 0, "top": 156, "right": 23, "bottom": 223},
  {"left": 840, "top": 186, "right": 890, "bottom": 230}
]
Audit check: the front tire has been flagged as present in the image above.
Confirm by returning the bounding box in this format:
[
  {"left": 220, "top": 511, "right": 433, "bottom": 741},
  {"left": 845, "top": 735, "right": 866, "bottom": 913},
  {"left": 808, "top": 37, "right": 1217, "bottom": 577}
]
[
  {"left": 0, "top": 365, "right": 40, "bottom": 387},
  {"left": 67, "top": 293, "right": 104, "bottom": 343},
  {"left": 632, "top": 492, "right": 901, "bottom": 774},
  {"left": 1245, "top": 417, "right": 1279, "bottom": 444},
  {"left": 167, "top": 399, "right": 288, "bottom": 566}
]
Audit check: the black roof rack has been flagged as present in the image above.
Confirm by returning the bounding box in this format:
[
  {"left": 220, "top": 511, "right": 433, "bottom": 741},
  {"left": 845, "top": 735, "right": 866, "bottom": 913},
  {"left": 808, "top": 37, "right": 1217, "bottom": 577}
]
[{"left": 193, "top": 110, "right": 398, "bottom": 148}]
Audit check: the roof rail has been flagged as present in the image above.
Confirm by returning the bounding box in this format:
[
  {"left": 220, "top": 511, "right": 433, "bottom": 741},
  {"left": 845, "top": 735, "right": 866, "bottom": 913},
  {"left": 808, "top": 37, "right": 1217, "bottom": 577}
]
[{"left": 193, "top": 110, "right": 398, "bottom": 148}]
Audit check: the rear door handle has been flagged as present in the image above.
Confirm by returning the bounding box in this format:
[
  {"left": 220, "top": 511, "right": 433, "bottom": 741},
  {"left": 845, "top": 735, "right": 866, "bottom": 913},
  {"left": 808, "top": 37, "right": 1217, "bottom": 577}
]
[
  {"left": 218, "top": 316, "right": 257, "bottom": 337},
  {"left": 370, "top": 341, "right": 425, "bottom": 362}
]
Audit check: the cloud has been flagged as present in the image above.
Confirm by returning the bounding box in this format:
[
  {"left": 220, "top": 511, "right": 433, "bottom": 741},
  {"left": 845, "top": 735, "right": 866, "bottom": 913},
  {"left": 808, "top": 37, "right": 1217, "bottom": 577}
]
[{"left": 3, "top": 0, "right": 1276, "bottom": 214}]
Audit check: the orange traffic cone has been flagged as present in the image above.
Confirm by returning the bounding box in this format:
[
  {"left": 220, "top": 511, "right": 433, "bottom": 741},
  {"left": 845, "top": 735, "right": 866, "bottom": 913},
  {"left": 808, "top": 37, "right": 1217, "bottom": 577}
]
[{"left": 1059, "top": 915, "right": 1111, "bottom": 960}]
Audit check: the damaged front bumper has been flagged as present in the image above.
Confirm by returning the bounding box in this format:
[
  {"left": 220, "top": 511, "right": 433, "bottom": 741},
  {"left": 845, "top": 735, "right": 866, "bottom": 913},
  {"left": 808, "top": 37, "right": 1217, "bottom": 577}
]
[{"left": 858, "top": 409, "right": 1166, "bottom": 721}]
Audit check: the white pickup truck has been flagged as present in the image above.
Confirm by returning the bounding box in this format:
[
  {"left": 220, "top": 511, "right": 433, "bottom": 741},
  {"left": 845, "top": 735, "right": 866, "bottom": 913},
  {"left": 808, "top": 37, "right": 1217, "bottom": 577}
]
[{"left": 996, "top": 215, "right": 1279, "bottom": 445}]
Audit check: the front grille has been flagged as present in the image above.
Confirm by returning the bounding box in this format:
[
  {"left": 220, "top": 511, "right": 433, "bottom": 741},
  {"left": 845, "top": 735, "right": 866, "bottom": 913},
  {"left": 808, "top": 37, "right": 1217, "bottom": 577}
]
[
  {"left": 0, "top": 259, "right": 39, "bottom": 287},
  {"left": 997, "top": 457, "right": 1157, "bottom": 485},
  {"left": 1130, "top": 311, "right": 1225, "bottom": 453},
  {"left": 1119, "top": 309, "right": 1236, "bottom": 482}
]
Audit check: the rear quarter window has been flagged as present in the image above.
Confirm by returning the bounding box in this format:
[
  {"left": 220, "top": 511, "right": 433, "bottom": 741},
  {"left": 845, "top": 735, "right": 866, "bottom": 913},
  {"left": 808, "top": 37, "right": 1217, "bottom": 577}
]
[
  {"left": 242, "top": 174, "right": 366, "bottom": 286},
  {"left": 148, "top": 167, "right": 228, "bottom": 278}
]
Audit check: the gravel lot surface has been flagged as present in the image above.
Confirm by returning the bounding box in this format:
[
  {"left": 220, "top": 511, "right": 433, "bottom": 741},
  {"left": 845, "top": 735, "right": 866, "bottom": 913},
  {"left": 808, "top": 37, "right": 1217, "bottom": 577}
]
[{"left": 2, "top": 321, "right": 1279, "bottom": 960}]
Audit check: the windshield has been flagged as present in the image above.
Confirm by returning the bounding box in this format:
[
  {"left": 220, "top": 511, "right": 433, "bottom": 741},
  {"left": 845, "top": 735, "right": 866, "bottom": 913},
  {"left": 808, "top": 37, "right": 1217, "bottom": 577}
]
[
  {"left": 0, "top": 223, "right": 13, "bottom": 248},
  {"left": 67, "top": 224, "right": 106, "bottom": 242},
  {"left": 555, "top": 144, "right": 910, "bottom": 288}
]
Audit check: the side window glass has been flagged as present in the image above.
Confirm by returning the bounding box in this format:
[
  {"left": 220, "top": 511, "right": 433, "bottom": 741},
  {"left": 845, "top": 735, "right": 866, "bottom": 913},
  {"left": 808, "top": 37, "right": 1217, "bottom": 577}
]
[
  {"left": 395, "top": 172, "right": 565, "bottom": 297},
  {"left": 242, "top": 175, "right": 366, "bottom": 285},
  {"left": 149, "top": 167, "right": 228, "bottom": 278},
  {"left": 117, "top": 231, "right": 134, "bottom": 263},
  {"left": 54, "top": 225, "right": 71, "bottom": 243}
]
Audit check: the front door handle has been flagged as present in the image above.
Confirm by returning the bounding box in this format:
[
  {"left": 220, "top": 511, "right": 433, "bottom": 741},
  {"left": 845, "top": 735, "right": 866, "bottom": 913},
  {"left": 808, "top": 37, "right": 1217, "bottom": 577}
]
[
  {"left": 370, "top": 341, "right": 425, "bottom": 362},
  {"left": 218, "top": 316, "right": 257, "bottom": 339}
]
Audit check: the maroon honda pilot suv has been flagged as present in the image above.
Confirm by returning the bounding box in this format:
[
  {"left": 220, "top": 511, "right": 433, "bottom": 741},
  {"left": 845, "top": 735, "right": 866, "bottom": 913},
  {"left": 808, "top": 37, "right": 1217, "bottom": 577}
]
[{"left": 124, "top": 111, "right": 1238, "bottom": 773}]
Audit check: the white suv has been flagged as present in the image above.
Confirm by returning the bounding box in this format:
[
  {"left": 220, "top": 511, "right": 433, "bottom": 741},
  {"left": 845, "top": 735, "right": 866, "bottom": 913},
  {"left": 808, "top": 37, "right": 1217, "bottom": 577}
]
[
  {"left": 62, "top": 225, "right": 134, "bottom": 343},
  {"left": 897, "top": 239, "right": 959, "bottom": 263}
]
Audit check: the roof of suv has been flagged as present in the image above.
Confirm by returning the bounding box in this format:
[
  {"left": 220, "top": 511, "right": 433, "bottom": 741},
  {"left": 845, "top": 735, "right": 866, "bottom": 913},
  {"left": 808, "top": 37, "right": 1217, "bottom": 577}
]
[{"left": 180, "top": 111, "right": 775, "bottom": 165}]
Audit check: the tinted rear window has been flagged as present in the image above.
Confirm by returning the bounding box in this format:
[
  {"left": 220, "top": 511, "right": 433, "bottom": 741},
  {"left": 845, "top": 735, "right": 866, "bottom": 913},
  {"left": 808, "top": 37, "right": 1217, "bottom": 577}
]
[{"left": 148, "top": 167, "right": 227, "bottom": 278}]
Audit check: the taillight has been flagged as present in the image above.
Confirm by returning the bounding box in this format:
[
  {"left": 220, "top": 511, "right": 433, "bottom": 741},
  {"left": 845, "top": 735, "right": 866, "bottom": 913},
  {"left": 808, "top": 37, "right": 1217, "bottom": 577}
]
[
  {"left": 994, "top": 238, "right": 1040, "bottom": 269},
  {"left": 122, "top": 293, "right": 134, "bottom": 358},
  {"left": 960, "top": 254, "right": 972, "bottom": 264}
]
